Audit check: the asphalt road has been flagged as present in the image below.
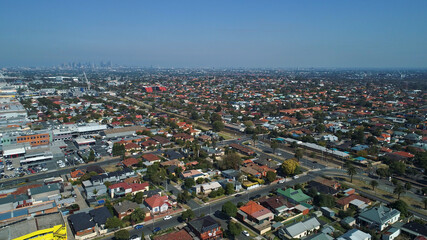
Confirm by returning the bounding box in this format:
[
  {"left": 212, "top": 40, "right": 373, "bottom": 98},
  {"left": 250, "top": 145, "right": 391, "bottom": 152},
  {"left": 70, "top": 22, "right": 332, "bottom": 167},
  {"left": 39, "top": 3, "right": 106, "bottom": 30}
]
[
  {"left": 102, "top": 174, "right": 312, "bottom": 239},
  {"left": 309, "top": 170, "right": 427, "bottom": 220}
]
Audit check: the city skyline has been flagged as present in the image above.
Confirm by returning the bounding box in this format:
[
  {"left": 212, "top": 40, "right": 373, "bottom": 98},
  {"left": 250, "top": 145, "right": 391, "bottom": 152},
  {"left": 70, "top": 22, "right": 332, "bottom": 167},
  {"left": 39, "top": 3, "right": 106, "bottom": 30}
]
[{"left": 1, "top": 0, "right": 427, "bottom": 68}]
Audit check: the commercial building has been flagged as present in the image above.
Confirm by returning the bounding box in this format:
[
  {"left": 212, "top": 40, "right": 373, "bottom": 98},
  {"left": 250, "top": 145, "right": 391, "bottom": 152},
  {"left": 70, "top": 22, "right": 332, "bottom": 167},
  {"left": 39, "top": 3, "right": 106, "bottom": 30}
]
[{"left": 0, "top": 212, "right": 66, "bottom": 240}]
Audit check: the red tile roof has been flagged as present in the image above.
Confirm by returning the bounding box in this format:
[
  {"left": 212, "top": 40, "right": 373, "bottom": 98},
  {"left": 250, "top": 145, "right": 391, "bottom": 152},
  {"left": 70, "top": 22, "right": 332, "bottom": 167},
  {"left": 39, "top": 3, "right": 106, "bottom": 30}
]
[
  {"left": 336, "top": 194, "right": 371, "bottom": 206},
  {"left": 153, "top": 229, "right": 193, "bottom": 240},
  {"left": 142, "top": 153, "right": 160, "bottom": 162},
  {"left": 239, "top": 201, "right": 272, "bottom": 217},
  {"left": 393, "top": 151, "right": 415, "bottom": 158},
  {"left": 70, "top": 169, "right": 85, "bottom": 179},
  {"left": 144, "top": 194, "right": 169, "bottom": 208},
  {"left": 122, "top": 158, "right": 139, "bottom": 167}
]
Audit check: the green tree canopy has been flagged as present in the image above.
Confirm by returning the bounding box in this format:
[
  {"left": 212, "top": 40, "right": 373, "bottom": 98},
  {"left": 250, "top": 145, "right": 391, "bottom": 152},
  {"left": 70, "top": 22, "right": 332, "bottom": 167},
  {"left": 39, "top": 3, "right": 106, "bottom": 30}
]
[
  {"left": 114, "top": 229, "right": 130, "bottom": 240},
  {"left": 222, "top": 201, "right": 238, "bottom": 218}
]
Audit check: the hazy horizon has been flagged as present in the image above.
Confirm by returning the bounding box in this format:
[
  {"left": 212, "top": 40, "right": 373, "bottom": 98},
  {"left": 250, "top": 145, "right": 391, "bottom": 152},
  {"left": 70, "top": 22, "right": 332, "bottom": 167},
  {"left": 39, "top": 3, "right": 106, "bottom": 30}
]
[{"left": 1, "top": 1, "right": 426, "bottom": 68}]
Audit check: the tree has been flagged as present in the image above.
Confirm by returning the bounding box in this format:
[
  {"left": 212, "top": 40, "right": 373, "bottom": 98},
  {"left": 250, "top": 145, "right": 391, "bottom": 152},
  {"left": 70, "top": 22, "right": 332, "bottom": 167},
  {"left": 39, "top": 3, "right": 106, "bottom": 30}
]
[
  {"left": 106, "top": 216, "right": 122, "bottom": 229},
  {"left": 221, "top": 152, "right": 242, "bottom": 170},
  {"left": 251, "top": 134, "right": 258, "bottom": 146},
  {"left": 315, "top": 124, "right": 326, "bottom": 133},
  {"left": 88, "top": 149, "right": 95, "bottom": 162},
  {"left": 184, "top": 178, "right": 195, "bottom": 189},
  {"left": 313, "top": 194, "right": 335, "bottom": 207},
  {"left": 114, "top": 229, "right": 129, "bottom": 240},
  {"left": 271, "top": 141, "right": 279, "bottom": 154},
  {"left": 389, "top": 200, "right": 408, "bottom": 217},
  {"left": 294, "top": 148, "right": 304, "bottom": 161},
  {"left": 112, "top": 143, "right": 125, "bottom": 156},
  {"left": 210, "top": 113, "right": 222, "bottom": 123},
  {"left": 225, "top": 183, "right": 235, "bottom": 195},
  {"left": 228, "top": 221, "right": 242, "bottom": 237},
  {"left": 347, "top": 165, "right": 357, "bottom": 183},
  {"left": 370, "top": 180, "right": 379, "bottom": 191},
  {"left": 393, "top": 184, "right": 406, "bottom": 199},
  {"left": 133, "top": 192, "right": 144, "bottom": 204},
  {"left": 217, "top": 187, "right": 225, "bottom": 196},
  {"left": 266, "top": 171, "right": 276, "bottom": 183},
  {"left": 177, "top": 190, "right": 191, "bottom": 203},
  {"left": 376, "top": 168, "right": 390, "bottom": 179},
  {"left": 130, "top": 208, "right": 145, "bottom": 223},
  {"left": 208, "top": 190, "right": 217, "bottom": 198},
  {"left": 181, "top": 209, "right": 195, "bottom": 222},
  {"left": 390, "top": 161, "right": 406, "bottom": 175},
  {"left": 222, "top": 201, "right": 237, "bottom": 218},
  {"left": 212, "top": 121, "right": 225, "bottom": 132},
  {"left": 196, "top": 178, "right": 204, "bottom": 184},
  {"left": 404, "top": 182, "right": 412, "bottom": 191},
  {"left": 282, "top": 159, "right": 299, "bottom": 176}
]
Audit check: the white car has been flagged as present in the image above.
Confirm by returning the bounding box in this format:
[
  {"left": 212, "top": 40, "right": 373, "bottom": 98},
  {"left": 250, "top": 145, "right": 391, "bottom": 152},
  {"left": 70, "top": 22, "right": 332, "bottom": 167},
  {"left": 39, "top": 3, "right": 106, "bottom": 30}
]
[
  {"left": 242, "top": 230, "right": 250, "bottom": 236},
  {"left": 163, "top": 215, "right": 172, "bottom": 220},
  {"left": 293, "top": 175, "right": 299, "bottom": 179}
]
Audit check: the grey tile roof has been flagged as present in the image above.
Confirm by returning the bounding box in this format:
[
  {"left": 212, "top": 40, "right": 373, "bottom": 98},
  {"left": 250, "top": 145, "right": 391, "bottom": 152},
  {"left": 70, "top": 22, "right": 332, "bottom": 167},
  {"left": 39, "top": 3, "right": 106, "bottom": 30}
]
[{"left": 358, "top": 205, "right": 400, "bottom": 225}]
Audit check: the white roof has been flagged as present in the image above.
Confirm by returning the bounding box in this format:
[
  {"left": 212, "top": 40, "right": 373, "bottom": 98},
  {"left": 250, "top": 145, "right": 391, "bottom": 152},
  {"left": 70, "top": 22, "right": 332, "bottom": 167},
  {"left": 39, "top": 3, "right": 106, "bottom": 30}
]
[
  {"left": 21, "top": 154, "right": 53, "bottom": 163},
  {"left": 3, "top": 147, "right": 25, "bottom": 156},
  {"left": 350, "top": 199, "right": 368, "bottom": 209},
  {"left": 337, "top": 229, "right": 371, "bottom": 240}
]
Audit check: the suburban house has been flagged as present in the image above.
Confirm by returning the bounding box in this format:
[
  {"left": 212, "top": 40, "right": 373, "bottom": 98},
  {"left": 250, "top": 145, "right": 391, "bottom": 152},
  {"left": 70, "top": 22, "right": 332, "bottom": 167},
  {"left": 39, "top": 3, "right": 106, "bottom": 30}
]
[
  {"left": 142, "top": 153, "right": 161, "bottom": 163},
  {"left": 180, "top": 169, "right": 207, "bottom": 181},
  {"left": 357, "top": 206, "right": 400, "bottom": 231},
  {"left": 113, "top": 200, "right": 139, "bottom": 219},
  {"left": 229, "top": 143, "right": 255, "bottom": 156},
  {"left": 400, "top": 221, "right": 427, "bottom": 239},
  {"left": 121, "top": 157, "right": 140, "bottom": 168},
  {"left": 89, "top": 207, "right": 112, "bottom": 235},
  {"left": 144, "top": 194, "right": 176, "bottom": 214},
  {"left": 277, "top": 188, "right": 312, "bottom": 204},
  {"left": 188, "top": 215, "right": 223, "bottom": 240},
  {"left": 278, "top": 217, "right": 321, "bottom": 239},
  {"left": 221, "top": 169, "right": 241, "bottom": 180},
  {"left": 90, "top": 168, "right": 135, "bottom": 185},
  {"left": 193, "top": 181, "right": 222, "bottom": 194},
  {"left": 336, "top": 194, "right": 371, "bottom": 211},
  {"left": 108, "top": 182, "right": 149, "bottom": 198},
  {"left": 259, "top": 195, "right": 295, "bottom": 215},
  {"left": 218, "top": 178, "right": 242, "bottom": 192},
  {"left": 237, "top": 201, "right": 274, "bottom": 224},
  {"left": 70, "top": 170, "right": 85, "bottom": 181},
  {"left": 337, "top": 229, "right": 372, "bottom": 240},
  {"left": 68, "top": 212, "right": 96, "bottom": 239}
]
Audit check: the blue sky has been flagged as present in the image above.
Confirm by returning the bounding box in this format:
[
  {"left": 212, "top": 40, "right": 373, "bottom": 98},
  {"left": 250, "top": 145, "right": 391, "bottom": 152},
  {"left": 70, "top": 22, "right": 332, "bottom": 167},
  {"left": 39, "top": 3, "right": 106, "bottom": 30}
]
[{"left": 0, "top": 0, "right": 426, "bottom": 68}]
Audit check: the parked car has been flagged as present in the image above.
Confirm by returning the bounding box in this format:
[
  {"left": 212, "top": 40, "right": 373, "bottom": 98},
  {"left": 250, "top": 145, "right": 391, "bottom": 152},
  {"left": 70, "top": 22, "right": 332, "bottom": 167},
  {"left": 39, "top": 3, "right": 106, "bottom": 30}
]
[
  {"left": 242, "top": 230, "right": 250, "bottom": 236},
  {"left": 134, "top": 224, "right": 144, "bottom": 230},
  {"left": 163, "top": 215, "right": 172, "bottom": 220},
  {"left": 153, "top": 227, "right": 161, "bottom": 233},
  {"left": 293, "top": 175, "right": 299, "bottom": 179}
]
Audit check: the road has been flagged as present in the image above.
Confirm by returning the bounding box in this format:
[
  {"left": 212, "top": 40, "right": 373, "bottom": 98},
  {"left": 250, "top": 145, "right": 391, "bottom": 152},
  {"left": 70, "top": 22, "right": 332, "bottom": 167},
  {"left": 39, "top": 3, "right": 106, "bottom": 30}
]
[
  {"left": 309, "top": 170, "right": 427, "bottom": 220},
  {"left": 102, "top": 174, "right": 312, "bottom": 239}
]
